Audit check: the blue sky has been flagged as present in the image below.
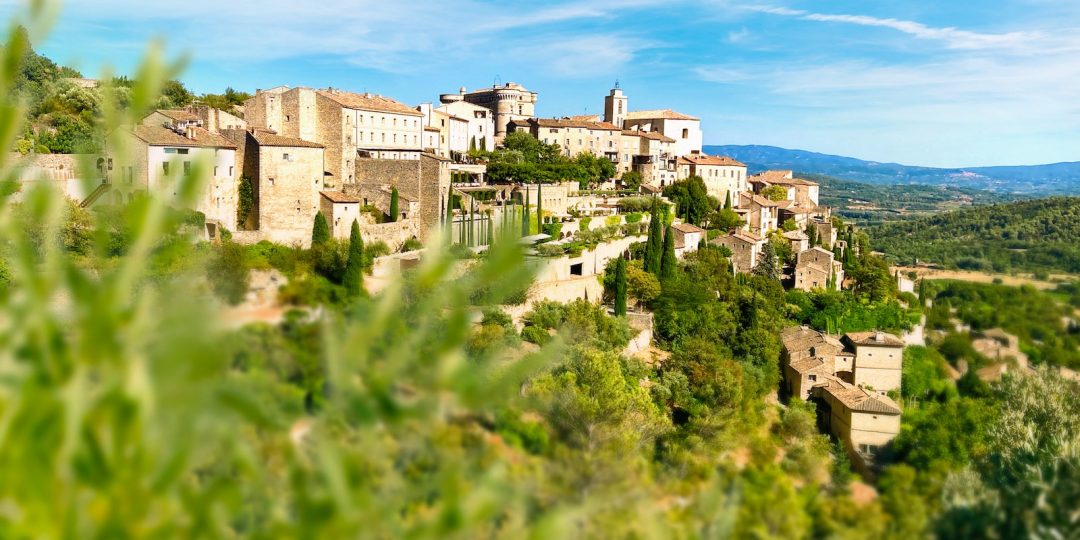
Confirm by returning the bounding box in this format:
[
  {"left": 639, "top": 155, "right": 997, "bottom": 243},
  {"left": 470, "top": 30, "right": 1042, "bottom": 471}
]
[{"left": 6, "top": 0, "right": 1080, "bottom": 167}]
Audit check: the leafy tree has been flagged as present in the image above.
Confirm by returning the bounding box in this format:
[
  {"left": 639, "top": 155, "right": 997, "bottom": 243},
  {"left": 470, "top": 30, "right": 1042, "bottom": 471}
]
[
  {"left": 311, "top": 211, "right": 330, "bottom": 247},
  {"left": 388, "top": 187, "right": 399, "bottom": 222},
  {"left": 237, "top": 175, "right": 254, "bottom": 229},
  {"left": 660, "top": 225, "right": 677, "bottom": 280},
  {"left": 342, "top": 220, "right": 364, "bottom": 297},
  {"left": 621, "top": 170, "right": 643, "bottom": 191},
  {"left": 206, "top": 241, "right": 250, "bottom": 305},
  {"left": 761, "top": 185, "right": 788, "bottom": 202},
  {"left": 662, "top": 176, "right": 710, "bottom": 226},
  {"left": 614, "top": 255, "right": 627, "bottom": 316}
]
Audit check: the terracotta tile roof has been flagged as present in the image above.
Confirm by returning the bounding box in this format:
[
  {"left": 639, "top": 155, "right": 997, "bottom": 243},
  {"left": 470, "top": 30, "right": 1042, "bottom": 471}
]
[
  {"left": 420, "top": 151, "right": 451, "bottom": 162},
  {"left": 817, "top": 377, "right": 901, "bottom": 415},
  {"left": 741, "top": 192, "right": 780, "bottom": 207},
  {"left": 625, "top": 109, "right": 699, "bottom": 121},
  {"left": 132, "top": 125, "right": 236, "bottom": 149},
  {"left": 423, "top": 126, "right": 441, "bottom": 132},
  {"left": 317, "top": 89, "right": 423, "bottom": 116},
  {"left": 681, "top": 154, "right": 746, "bottom": 167},
  {"left": 845, "top": 331, "right": 905, "bottom": 348},
  {"left": 563, "top": 114, "right": 601, "bottom": 122},
  {"left": 155, "top": 109, "right": 199, "bottom": 122},
  {"left": 783, "top": 230, "right": 808, "bottom": 240},
  {"left": 530, "top": 118, "right": 621, "bottom": 131},
  {"left": 781, "top": 326, "right": 846, "bottom": 361},
  {"left": 751, "top": 170, "right": 794, "bottom": 182},
  {"left": 250, "top": 129, "right": 323, "bottom": 148},
  {"left": 713, "top": 231, "right": 763, "bottom": 245},
  {"left": 320, "top": 190, "right": 360, "bottom": 204},
  {"left": 672, "top": 222, "right": 706, "bottom": 234},
  {"left": 789, "top": 357, "right": 827, "bottom": 374},
  {"left": 621, "top": 129, "right": 675, "bottom": 143}
]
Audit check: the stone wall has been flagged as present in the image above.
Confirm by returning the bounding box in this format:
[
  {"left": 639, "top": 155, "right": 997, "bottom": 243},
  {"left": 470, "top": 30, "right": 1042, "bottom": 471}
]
[
  {"left": 9, "top": 153, "right": 94, "bottom": 202},
  {"left": 358, "top": 218, "right": 420, "bottom": 252},
  {"left": 419, "top": 154, "right": 450, "bottom": 236}
]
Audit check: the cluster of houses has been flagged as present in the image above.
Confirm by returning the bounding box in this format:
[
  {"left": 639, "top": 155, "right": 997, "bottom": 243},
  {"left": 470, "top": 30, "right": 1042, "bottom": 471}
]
[
  {"left": 780, "top": 326, "right": 905, "bottom": 473},
  {"left": 17, "top": 79, "right": 847, "bottom": 293}
]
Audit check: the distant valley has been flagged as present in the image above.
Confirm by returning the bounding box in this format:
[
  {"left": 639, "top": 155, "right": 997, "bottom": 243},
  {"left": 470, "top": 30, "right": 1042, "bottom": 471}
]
[{"left": 704, "top": 144, "right": 1080, "bottom": 196}]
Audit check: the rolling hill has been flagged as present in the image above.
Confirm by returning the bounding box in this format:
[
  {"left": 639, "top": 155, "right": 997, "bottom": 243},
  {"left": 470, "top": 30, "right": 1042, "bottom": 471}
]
[
  {"left": 867, "top": 197, "right": 1080, "bottom": 274},
  {"left": 704, "top": 145, "right": 1080, "bottom": 195}
]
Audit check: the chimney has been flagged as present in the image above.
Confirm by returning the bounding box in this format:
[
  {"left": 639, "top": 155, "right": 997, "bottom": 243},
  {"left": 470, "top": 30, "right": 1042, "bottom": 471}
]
[
  {"left": 186, "top": 125, "right": 197, "bottom": 140},
  {"left": 874, "top": 331, "right": 884, "bottom": 343}
]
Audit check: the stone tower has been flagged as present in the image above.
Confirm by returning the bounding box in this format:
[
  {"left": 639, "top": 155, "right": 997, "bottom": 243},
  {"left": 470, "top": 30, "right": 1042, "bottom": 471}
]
[{"left": 604, "top": 82, "right": 628, "bottom": 128}]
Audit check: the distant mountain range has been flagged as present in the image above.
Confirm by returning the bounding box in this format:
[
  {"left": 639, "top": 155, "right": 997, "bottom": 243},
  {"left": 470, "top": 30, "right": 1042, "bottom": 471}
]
[{"left": 703, "top": 145, "right": 1080, "bottom": 195}]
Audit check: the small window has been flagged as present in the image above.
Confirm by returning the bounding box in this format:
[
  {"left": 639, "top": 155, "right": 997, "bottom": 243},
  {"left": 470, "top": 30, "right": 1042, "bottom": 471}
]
[
  {"left": 162, "top": 162, "right": 170, "bottom": 175},
  {"left": 178, "top": 149, "right": 189, "bottom": 155},
  {"left": 682, "top": 128, "right": 689, "bottom": 139},
  {"left": 570, "top": 262, "right": 584, "bottom": 276},
  {"left": 183, "top": 161, "right": 191, "bottom": 173},
  {"left": 283, "top": 153, "right": 290, "bottom": 161},
  {"left": 229, "top": 166, "right": 234, "bottom": 176},
  {"left": 269, "top": 178, "right": 275, "bottom": 186},
  {"left": 808, "top": 374, "right": 817, "bottom": 382}
]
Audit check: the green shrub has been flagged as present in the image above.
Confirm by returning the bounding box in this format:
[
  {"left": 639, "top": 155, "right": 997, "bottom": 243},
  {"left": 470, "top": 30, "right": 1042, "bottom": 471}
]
[
  {"left": 521, "top": 325, "right": 550, "bottom": 345},
  {"left": 401, "top": 237, "right": 423, "bottom": 252},
  {"left": 624, "top": 212, "right": 643, "bottom": 224}
]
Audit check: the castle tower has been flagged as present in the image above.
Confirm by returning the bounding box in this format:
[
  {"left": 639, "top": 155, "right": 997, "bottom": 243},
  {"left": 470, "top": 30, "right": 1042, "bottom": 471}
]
[{"left": 604, "top": 82, "right": 628, "bottom": 128}]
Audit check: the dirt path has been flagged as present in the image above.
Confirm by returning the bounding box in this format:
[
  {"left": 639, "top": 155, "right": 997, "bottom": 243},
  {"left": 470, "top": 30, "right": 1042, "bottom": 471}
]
[{"left": 893, "top": 266, "right": 1073, "bottom": 291}]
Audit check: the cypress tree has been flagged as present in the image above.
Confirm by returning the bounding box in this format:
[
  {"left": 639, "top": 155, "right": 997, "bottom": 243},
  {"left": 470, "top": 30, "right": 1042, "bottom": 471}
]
[
  {"left": 311, "top": 211, "right": 330, "bottom": 247},
  {"left": 343, "top": 220, "right": 365, "bottom": 297},
  {"left": 660, "top": 225, "right": 677, "bottom": 280},
  {"left": 522, "top": 189, "right": 531, "bottom": 237},
  {"left": 486, "top": 212, "right": 494, "bottom": 245},
  {"left": 614, "top": 255, "right": 628, "bottom": 316},
  {"left": 388, "top": 187, "right": 399, "bottom": 223},
  {"left": 537, "top": 182, "right": 543, "bottom": 236},
  {"left": 724, "top": 191, "right": 732, "bottom": 210},
  {"left": 645, "top": 198, "right": 663, "bottom": 275},
  {"left": 445, "top": 185, "right": 454, "bottom": 229},
  {"left": 468, "top": 198, "right": 475, "bottom": 246}
]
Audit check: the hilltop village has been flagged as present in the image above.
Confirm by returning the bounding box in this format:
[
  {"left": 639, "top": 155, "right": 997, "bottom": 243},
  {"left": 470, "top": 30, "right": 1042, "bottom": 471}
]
[{"left": 21, "top": 80, "right": 906, "bottom": 470}]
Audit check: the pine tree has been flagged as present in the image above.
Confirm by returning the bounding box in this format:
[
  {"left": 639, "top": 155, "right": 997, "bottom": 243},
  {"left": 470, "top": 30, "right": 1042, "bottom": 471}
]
[
  {"left": 343, "top": 220, "right": 365, "bottom": 297},
  {"left": 645, "top": 198, "right": 663, "bottom": 275},
  {"left": 754, "top": 241, "right": 780, "bottom": 280},
  {"left": 311, "top": 211, "right": 330, "bottom": 247},
  {"left": 660, "top": 225, "right": 677, "bottom": 280},
  {"left": 388, "top": 187, "right": 399, "bottom": 223},
  {"left": 614, "top": 255, "right": 628, "bottom": 316}
]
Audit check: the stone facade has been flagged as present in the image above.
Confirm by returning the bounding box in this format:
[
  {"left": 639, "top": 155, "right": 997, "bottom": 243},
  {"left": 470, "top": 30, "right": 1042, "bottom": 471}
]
[
  {"left": 346, "top": 153, "right": 449, "bottom": 238},
  {"left": 510, "top": 117, "right": 621, "bottom": 162},
  {"left": 451, "top": 82, "right": 537, "bottom": 141},
  {"left": 712, "top": 232, "right": 764, "bottom": 274},
  {"left": 435, "top": 98, "right": 496, "bottom": 152},
  {"left": 845, "top": 332, "right": 905, "bottom": 394},
  {"left": 676, "top": 154, "right": 748, "bottom": 205},
  {"left": 320, "top": 191, "right": 362, "bottom": 239},
  {"left": 223, "top": 128, "right": 325, "bottom": 247}
]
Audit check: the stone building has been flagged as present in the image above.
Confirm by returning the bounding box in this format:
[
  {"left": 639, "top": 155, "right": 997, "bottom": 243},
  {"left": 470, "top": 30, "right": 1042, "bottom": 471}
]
[
  {"left": 603, "top": 85, "right": 629, "bottom": 129},
  {"left": 676, "top": 154, "right": 747, "bottom": 204},
  {"left": 435, "top": 97, "right": 496, "bottom": 152},
  {"left": 844, "top": 331, "right": 905, "bottom": 393},
  {"left": 750, "top": 170, "right": 820, "bottom": 207},
  {"left": 509, "top": 117, "right": 621, "bottom": 161},
  {"left": 671, "top": 222, "right": 705, "bottom": 257},
  {"left": 346, "top": 152, "right": 451, "bottom": 237},
  {"left": 245, "top": 86, "right": 424, "bottom": 187},
  {"left": 794, "top": 247, "right": 843, "bottom": 291},
  {"left": 417, "top": 104, "right": 470, "bottom": 159},
  {"left": 739, "top": 192, "right": 779, "bottom": 236},
  {"left": 445, "top": 82, "right": 537, "bottom": 142},
  {"left": 619, "top": 129, "right": 677, "bottom": 187},
  {"left": 223, "top": 128, "right": 326, "bottom": 246},
  {"left": 319, "top": 190, "right": 362, "bottom": 239},
  {"left": 780, "top": 326, "right": 904, "bottom": 472},
  {"left": 783, "top": 229, "right": 809, "bottom": 254},
  {"left": 623, "top": 109, "right": 702, "bottom": 158},
  {"left": 107, "top": 113, "right": 238, "bottom": 236},
  {"left": 711, "top": 231, "right": 765, "bottom": 274},
  {"left": 187, "top": 104, "right": 247, "bottom": 132}
]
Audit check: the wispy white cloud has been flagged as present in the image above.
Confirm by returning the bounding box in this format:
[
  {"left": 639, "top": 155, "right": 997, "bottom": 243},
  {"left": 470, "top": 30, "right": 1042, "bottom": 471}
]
[{"left": 743, "top": 5, "right": 1039, "bottom": 50}]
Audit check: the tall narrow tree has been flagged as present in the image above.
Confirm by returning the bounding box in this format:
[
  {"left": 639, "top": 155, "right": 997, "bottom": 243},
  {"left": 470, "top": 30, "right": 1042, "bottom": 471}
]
[
  {"left": 445, "top": 185, "right": 454, "bottom": 230},
  {"left": 645, "top": 198, "right": 663, "bottom": 275},
  {"left": 311, "top": 211, "right": 330, "bottom": 247},
  {"left": 522, "top": 189, "right": 531, "bottom": 237},
  {"left": 661, "top": 225, "right": 678, "bottom": 280},
  {"left": 614, "top": 255, "right": 628, "bottom": 316},
  {"left": 537, "top": 182, "right": 543, "bottom": 235},
  {"left": 724, "top": 191, "right": 732, "bottom": 210},
  {"left": 343, "top": 220, "right": 365, "bottom": 297},
  {"left": 388, "top": 186, "right": 399, "bottom": 223}
]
